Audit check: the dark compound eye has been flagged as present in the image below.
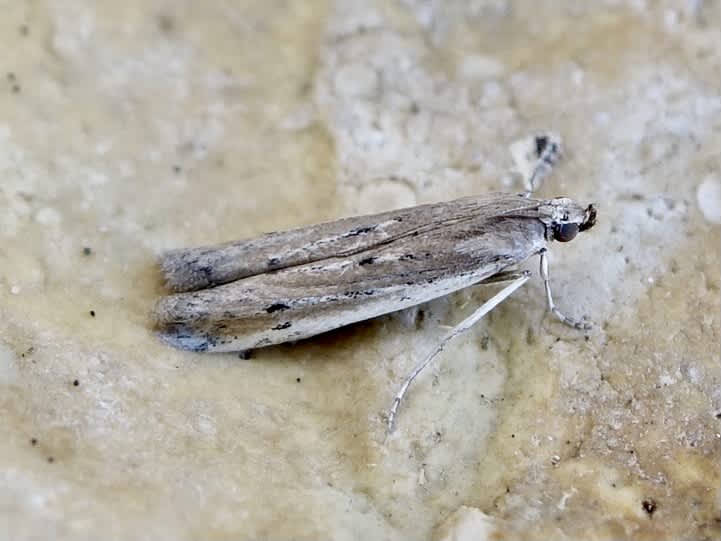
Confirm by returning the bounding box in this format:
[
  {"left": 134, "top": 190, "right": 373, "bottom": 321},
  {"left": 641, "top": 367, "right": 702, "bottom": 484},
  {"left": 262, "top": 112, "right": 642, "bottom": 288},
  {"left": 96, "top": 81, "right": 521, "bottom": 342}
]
[{"left": 554, "top": 222, "right": 579, "bottom": 242}]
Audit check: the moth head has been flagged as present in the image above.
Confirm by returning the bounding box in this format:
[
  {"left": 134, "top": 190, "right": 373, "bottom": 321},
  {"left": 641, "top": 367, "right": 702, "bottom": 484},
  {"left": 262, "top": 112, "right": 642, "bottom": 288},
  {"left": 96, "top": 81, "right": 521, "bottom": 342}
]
[{"left": 543, "top": 198, "right": 597, "bottom": 243}]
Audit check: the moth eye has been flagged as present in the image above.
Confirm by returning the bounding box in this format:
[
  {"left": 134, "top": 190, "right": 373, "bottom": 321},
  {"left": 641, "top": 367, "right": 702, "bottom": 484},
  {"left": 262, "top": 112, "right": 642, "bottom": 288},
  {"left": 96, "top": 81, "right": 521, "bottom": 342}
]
[{"left": 554, "top": 223, "right": 579, "bottom": 242}]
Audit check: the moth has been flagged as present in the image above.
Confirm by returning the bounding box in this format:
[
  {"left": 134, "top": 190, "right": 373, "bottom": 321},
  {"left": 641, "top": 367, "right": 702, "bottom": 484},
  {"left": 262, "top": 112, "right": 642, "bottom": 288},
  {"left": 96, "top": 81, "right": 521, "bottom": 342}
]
[
  {"left": 153, "top": 134, "right": 597, "bottom": 428},
  {"left": 156, "top": 190, "right": 595, "bottom": 346}
]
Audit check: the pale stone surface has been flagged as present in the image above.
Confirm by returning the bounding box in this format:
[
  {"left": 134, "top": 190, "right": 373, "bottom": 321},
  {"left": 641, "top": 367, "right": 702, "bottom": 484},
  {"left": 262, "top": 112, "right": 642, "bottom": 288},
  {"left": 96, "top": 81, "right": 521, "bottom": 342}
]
[
  {"left": 698, "top": 175, "right": 721, "bottom": 224},
  {"left": 0, "top": 1, "right": 719, "bottom": 540},
  {"left": 432, "top": 506, "right": 501, "bottom": 541}
]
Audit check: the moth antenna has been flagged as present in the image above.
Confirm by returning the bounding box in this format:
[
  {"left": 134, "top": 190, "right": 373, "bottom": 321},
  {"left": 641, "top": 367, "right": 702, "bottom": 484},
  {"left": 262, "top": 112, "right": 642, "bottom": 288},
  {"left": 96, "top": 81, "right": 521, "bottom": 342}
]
[{"left": 523, "top": 132, "right": 563, "bottom": 196}]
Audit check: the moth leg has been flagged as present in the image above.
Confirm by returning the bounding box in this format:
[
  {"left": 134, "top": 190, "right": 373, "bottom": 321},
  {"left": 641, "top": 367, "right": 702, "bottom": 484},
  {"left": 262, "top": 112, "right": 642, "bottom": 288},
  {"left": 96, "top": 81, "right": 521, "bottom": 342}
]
[
  {"left": 525, "top": 133, "right": 563, "bottom": 196},
  {"left": 479, "top": 269, "right": 530, "bottom": 285},
  {"left": 387, "top": 273, "right": 530, "bottom": 433},
  {"left": 539, "top": 249, "right": 591, "bottom": 330}
]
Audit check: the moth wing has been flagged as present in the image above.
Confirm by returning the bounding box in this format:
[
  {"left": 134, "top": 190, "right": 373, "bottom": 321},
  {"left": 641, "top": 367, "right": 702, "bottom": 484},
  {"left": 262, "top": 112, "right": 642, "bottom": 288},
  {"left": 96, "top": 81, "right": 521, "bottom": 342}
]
[
  {"left": 160, "top": 193, "right": 540, "bottom": 292},
  {"left": 154, "top": 199, "right": 548, "bottom": 352}
]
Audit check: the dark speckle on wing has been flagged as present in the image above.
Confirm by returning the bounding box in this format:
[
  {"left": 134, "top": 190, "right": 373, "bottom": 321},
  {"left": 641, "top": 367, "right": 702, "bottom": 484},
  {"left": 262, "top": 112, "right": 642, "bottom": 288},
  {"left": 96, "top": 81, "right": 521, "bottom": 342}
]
[
  {"left": 343, "top": 225, "right": 376, "bottom": 238},
  {"left": 265, "top": 303, "right": 290, "bottom": 313},
  {"left": 272, "top": 322, "right": 292, "bottom": 330}
]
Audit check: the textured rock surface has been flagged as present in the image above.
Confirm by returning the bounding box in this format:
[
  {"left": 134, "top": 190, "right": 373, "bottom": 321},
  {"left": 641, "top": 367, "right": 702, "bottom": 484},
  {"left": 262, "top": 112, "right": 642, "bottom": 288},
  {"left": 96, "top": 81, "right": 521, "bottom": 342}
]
[{"left": 0, "top": 1, "right": 718, "bottom": 540}]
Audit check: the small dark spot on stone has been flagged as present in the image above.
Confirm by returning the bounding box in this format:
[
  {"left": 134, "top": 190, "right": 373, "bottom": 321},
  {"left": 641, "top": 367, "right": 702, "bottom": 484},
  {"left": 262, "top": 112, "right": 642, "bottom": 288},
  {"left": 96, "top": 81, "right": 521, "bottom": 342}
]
[
  {"left": 268, "top": 257, "right": 280, "bottom": 266},
  {"left": 156, "top": 14, "right": 175, "bottom": 33},
  {"left": 480, "top": 335, "right": 490, "bottom": 350},
  {"left": 715, "top": 412, "right": 721, "bottom": 419},
  {"left": 526, "top": 327, "right": 535, "bottom": 345},
  {"left": 505, "top": 486, "right": 510, "bottom": 493},
  {"left": 395, "top": 216, "right": 403, "bottom": 222},
  {"left": 30, "top": 438, "right": 37, "bottom": 446},
  {"left": 399, "top": 254, "right": 415, "bottom": 260},
  {"left": 19, "top": 25, "right": 29, "bottom": 36},
  {"left": 410, "top": 102, "right": 420, "bottom": 114},
  {"left": 11, "top": 84, "right": 20, "bottom": 93},
  {"left": 296, "top": 377, "right": 301, "bottom": 383},
  {"left": 359, "top": 256, "right": 376, "bottom": 265},
  {"left": 612, "top": 483, "right": 616, "bottom": 488},
  {"left": 363, "top": 290, "right": 374, "bottom": 295},
  {"left": 265, "top": 303, "right": 290, "bottom": 313},
  {"left": 534, "top": 135, "right": 549, "bottom": 157},
  {"left": 172, "top": 165, "right": 182, "bottom": 174},
  {"left": 73, "top": 379, "right": 79, "bottom": 387},
  {"left": 6, "top": 72, "right": 16, "bottom": 81},
  {"left": 565, "top": 440, "right": 571, "bottom": 445},
  {"left": 47, "top": 457, "right": 54, "bottom": 463},
  {"left": 411, "top": 231, "right": 419, "bottom": 237},
  {"left": 642, "top": 498, "right": 657, "bottom": 516},
  {"left": 89, "top": 310, "right": 95, "bottom": 317},
  {"left": 238, "top": 351, "right": 252, "bottom": 360},
  {"left": 272, "top": 322, "right": 292, "bottom": 330},
  {"left": 511, "top": 434, "right": 515, "bottom": 438},
  {"left": 82, "top": 246, "right": 92, "bottom": 256}
]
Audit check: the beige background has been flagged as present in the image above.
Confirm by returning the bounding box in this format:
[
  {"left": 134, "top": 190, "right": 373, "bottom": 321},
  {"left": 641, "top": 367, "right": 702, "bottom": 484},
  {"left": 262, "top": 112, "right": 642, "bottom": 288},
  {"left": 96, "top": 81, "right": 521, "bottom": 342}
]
[{"left": 1, "top": 1, "right": 719, "bottom": 539}]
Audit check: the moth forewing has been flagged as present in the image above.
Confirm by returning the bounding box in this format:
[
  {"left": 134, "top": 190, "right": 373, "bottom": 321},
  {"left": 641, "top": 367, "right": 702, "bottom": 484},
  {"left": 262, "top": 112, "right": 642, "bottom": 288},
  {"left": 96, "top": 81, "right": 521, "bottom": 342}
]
[
  {"left": 153, "top": 193, "right": 596, "bottom": 353},
  {"left": 159, "top": 193, "right": 552, "bottom": 293}
]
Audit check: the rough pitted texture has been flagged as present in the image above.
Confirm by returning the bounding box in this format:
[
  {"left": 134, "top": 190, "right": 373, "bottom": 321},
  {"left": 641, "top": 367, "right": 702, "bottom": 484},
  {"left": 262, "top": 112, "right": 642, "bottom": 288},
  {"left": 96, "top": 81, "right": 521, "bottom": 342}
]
[{"left": 0, "top": 1, "right": 718, "bottom": 540}]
